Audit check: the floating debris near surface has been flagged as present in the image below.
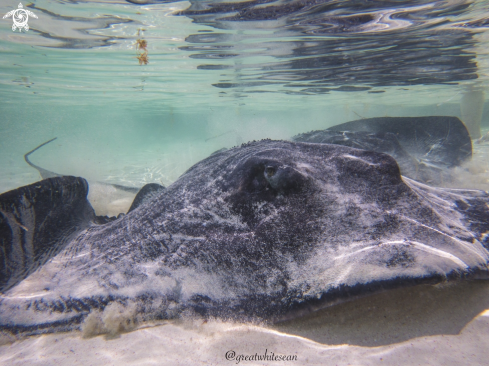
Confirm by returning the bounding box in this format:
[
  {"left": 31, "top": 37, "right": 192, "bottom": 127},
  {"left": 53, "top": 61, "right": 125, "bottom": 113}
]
[{"left": 135, "top": 28, "right": 148, "bottom": 65}]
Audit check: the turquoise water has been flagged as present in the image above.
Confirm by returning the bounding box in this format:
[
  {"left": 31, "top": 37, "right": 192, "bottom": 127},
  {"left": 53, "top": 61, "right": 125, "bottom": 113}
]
[
  {"left": 1, "top": 0, "right": 488, "bottom": 199},
  {"left": 1, "top": 1, "right": 489, "bottom": 364}
]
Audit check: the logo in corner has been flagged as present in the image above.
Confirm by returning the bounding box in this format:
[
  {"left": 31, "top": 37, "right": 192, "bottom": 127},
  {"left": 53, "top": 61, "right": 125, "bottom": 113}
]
[{"left": 3, "top": 3, "right": 38, "bottom": 32}]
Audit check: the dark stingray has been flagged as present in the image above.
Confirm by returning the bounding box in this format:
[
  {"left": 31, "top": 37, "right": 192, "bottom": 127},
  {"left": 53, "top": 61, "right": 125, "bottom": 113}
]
[
  {"left": 1, "top": 138, "right": 489, "bottom": 337},
  {"left": 293, "top": 116, "right": 473, "bottom": 185}
]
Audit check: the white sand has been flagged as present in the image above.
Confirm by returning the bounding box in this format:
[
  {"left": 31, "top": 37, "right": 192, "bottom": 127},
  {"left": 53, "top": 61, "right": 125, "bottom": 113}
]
[{"left": 1, "top": 281, "right": 488, "bottom": 365}]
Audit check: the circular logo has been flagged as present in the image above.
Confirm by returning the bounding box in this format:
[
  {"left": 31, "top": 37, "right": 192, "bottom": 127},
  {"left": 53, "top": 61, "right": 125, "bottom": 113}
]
[{"left": 12, "top": 8, "right": 28, "bottom": 29}]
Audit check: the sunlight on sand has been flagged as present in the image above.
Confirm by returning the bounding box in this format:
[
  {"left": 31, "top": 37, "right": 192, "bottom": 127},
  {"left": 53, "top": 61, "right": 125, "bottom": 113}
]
[{"left": 1, "top": 281, "right": 488, "bottom": 365}]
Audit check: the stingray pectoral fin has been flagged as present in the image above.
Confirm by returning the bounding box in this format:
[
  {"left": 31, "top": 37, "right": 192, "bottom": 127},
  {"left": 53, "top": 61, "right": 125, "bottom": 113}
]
[
  {"left": 0, "top": 176, "right": 96, "bottom": 292},
  {"left": 128, "top": 183, "right": 166, "bottom": 213},
  {"left": 24, "top": 138, "right": 62, "bottom": 179}
]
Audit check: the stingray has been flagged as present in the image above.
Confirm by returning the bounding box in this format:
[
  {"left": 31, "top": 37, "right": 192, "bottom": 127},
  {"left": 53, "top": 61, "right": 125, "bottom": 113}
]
[
  {"left": 1, "top": 135, "right": 488, "bottom": 338},
  {"left": 24, "top": 137, "right": 142, "bottom": 194},
  {"left": 293, "top": 116, "right": 473, "bottom": 185}
]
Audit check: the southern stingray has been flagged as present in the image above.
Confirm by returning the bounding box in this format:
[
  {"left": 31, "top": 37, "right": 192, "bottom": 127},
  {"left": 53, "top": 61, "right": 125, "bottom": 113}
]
[
  {"left": 0, "top": 116, "right": 488, "bottom": 338},
  {"left": 293, "top": 116, "right": 473, "bottom": 185}
]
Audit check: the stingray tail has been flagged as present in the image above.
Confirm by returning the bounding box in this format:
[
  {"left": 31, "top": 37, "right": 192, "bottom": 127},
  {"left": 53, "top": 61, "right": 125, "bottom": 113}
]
[{"left": 24, "top": 138, "right": 61, "bottom": 179}]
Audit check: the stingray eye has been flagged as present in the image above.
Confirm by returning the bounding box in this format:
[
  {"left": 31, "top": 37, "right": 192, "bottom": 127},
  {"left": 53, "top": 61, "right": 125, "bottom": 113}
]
[
  {"left": 265, "top": 166, "right": 276, "bottom": 178},
  {"left": 264, "top": 165, "right": 307, "bottom": 194},
  {"left": 236, "top": 158, "right": 273, "bottom": 194},
  {"left": 230, "top": 158, "right": 309, "bottom": 197}
]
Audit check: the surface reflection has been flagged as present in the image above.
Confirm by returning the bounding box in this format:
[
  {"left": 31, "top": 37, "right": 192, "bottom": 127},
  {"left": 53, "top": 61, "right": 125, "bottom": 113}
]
[{"left": 178, "top": 0, "right": 486, "bottom": 94}]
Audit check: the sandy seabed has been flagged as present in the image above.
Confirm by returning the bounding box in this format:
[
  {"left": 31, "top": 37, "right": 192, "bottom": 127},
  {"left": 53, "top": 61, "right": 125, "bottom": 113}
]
[{"left": 1, "top": 280, "right": 488, "bottom": 366}]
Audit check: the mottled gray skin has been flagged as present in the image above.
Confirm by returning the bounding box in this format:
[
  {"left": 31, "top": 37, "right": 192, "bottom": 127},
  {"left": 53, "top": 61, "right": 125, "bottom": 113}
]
[
  {"left": 292, "top": 116, "right": 473, "bottom": 186},
  {"left": 1, "top": 140, "right": 489, "bottom": 336}
]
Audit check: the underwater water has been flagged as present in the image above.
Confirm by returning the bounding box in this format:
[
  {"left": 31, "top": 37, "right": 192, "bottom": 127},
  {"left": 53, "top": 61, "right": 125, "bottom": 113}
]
[{"left": 1, "top": 0, "right": 489, "bottom": 365}]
